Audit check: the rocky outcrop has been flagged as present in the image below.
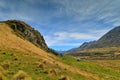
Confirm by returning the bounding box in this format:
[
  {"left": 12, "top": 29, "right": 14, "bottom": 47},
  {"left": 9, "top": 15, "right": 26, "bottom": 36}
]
[{"left": 5, "top": 20, "right": 48, "bottom": 51}]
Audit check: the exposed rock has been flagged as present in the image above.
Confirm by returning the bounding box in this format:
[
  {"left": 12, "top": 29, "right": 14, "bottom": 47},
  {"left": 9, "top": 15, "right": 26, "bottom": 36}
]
[{"left": 5, "top": 20, "right": 48, "bottom": 51}]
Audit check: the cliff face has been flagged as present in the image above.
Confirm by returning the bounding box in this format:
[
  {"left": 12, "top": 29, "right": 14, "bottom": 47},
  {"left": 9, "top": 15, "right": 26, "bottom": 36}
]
[{"left": 4, "top": 20, "right": 48, "bottom": 51}]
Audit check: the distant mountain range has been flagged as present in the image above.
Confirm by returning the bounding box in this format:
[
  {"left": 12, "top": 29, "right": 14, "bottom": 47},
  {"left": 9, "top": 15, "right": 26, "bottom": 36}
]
[
  {"left": 66, "top": 26, "right": 120, "bottom": 59},
  {"left": 56, "top": 50, "right": 66, "bottom": 54}
]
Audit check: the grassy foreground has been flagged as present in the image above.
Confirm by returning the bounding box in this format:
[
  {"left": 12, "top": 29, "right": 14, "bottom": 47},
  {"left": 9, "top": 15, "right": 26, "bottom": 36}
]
[
  {"left": 0, "top": 49, "right": 90, "bottom": 80},
  {"left": 0, "top": 49, "right": 120, "bottom": 80}
]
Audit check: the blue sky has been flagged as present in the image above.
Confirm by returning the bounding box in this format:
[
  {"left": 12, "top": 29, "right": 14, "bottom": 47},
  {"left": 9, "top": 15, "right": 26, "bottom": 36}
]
[{"left": 0, "top": 0, "right": 120, "bottom": 50}]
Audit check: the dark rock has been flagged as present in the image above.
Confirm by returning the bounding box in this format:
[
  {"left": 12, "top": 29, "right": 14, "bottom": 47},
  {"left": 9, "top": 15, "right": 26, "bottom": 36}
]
[{"left": 5, "top": 20, "right": 48, "bottom": 51}]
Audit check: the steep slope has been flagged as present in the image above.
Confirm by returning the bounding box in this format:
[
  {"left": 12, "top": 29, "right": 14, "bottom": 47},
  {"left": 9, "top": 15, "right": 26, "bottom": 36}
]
[
  {"left": 0, "top": 21, "right": 106, "bottom": 80},
  {"left": 3, "top": 20, "right": 48, "bottom": 51},
  {"left": 66, "top": 26, "right": 120, "bottom": 59}
]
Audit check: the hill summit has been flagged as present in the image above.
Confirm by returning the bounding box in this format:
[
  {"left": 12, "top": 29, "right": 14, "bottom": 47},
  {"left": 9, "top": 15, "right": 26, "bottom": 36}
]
[{"left": 2, "top": 20, "right": 48, "bottom": 51}]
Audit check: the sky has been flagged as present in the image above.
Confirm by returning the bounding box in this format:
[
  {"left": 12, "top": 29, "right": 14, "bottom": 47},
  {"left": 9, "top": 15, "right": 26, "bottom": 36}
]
[{"left": 0, "top": 0, "right": 120, "bottom": 50}]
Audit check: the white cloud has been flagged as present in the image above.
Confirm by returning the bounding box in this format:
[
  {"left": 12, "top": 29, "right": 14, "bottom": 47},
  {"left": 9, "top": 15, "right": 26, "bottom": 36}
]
[
  {"left": 54, "top": 32, "right": 98, "bottom": 40},
  {"left": 44, "top": 29, "right": 109, "bottom": 46}
]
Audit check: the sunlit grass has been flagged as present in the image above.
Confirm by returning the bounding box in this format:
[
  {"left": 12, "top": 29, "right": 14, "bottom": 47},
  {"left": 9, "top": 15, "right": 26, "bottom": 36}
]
[{"left": 61, "top": 55, "right": 120, "bottom": 80}]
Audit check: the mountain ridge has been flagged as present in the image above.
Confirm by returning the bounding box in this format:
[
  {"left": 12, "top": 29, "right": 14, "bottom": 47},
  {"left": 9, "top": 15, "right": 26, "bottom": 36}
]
[{"left": 66, "top": 26, "right": 120, "bottom": 59}]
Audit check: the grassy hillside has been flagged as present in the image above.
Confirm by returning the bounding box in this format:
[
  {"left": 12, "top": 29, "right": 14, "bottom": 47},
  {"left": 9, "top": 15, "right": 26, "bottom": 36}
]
[
  {"left": 0, "top": 22, "right": 120, "bottom": 80},
  {"left": 61, "top": 55, "right": 120, "bottom": 80}
]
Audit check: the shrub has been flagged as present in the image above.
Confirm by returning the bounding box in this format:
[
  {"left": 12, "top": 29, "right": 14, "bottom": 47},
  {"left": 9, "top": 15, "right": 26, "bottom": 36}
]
[
  {"left": 43, "top": 70, "right": 49, "bottom": 74},
  {"left": 49, "top": 69, "right": 57, "bottom": 75},
  {"left": 13, "top": 70, "right": 32, "bottom": 80},
  {"left": 2, "top": 52, "right": 6, "bottom": 55},
  {"left": 47, "top": 48, "right": 58, "bottom": 56},
  {"left": 1, "top": 61, "right": 10, "bottom": 69},
  {"left": 42, "top": 60, "right": 47, "bottom": 65},
  {"left": 37, "top": 63, "right": 44, "bottom": 69},
  {"left": 14, "top": 57, "right": 18, "bottom": 61}
]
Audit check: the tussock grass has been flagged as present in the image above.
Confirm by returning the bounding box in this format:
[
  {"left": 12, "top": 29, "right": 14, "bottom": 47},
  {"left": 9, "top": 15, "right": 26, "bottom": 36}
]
[{"left": 13, "top": 70, "right": 32, "bottom": 80}]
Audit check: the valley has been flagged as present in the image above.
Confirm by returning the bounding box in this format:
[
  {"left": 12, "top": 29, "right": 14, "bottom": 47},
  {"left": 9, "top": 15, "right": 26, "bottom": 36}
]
[{"left": 0, "top": 20, "right": 120, "bottom": 80}]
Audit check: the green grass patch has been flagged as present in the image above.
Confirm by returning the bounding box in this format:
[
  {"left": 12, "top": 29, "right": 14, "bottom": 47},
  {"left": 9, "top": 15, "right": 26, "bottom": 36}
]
[{"left": 61, "top": 55, "right": 120, "bottom": 80}]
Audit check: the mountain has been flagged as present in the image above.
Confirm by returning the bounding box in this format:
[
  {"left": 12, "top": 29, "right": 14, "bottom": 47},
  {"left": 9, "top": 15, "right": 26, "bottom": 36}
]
[
  {"left": 66, "top": 26, "right": 120, "bottom": 59},
  {"left": 80, "top": 26, "right": 120, "bottom": 49}
]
